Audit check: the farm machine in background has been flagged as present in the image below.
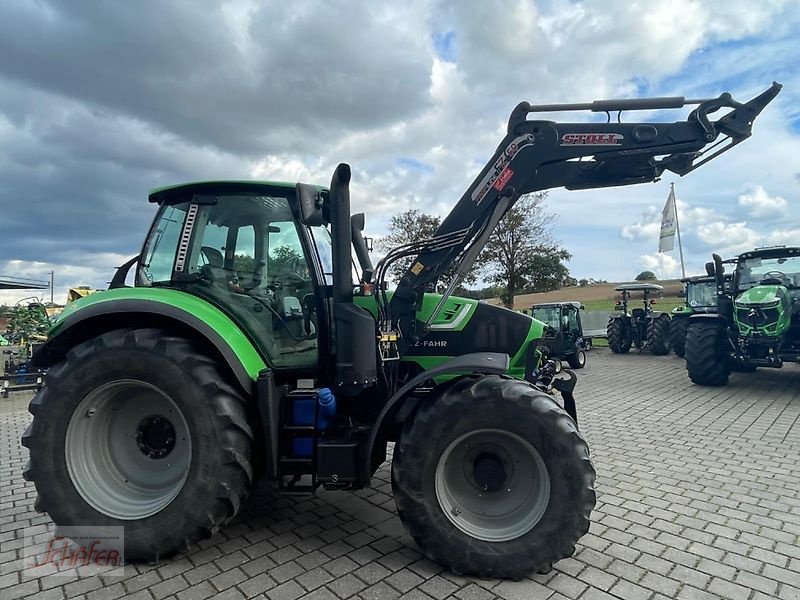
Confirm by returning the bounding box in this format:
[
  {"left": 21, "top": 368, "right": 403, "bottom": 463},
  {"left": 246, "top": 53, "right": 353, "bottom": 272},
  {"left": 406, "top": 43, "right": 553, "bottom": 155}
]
[
  {"left": 24, "top": 83, "right": 780, "bottom": 577},
  {"left": 687, "top": 246, "right": 800, "bottom": 386},
  {"left": 606, "top": 283, "right": 671, "bottom": 354},
  {"left": 530, "top": 302, "right": 588, "bottom": 368},
  {"left": 669, "top": 272, "right": 731, "bottom": 356}
]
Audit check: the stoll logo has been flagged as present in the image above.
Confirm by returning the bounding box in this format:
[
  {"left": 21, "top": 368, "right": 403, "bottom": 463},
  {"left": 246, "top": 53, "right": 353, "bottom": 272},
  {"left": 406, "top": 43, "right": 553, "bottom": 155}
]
[
  {"left": 560, "top": 133, "right": 624, "bottom": 146},
  {"left": 24, "top": 525, "right": 125, "bottom": 578}
]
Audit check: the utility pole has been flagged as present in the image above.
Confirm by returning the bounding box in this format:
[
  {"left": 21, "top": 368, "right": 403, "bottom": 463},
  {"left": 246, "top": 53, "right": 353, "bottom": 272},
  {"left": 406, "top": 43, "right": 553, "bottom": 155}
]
[{"left": 49, "top": 271, "right": 54, "bottom": 305}]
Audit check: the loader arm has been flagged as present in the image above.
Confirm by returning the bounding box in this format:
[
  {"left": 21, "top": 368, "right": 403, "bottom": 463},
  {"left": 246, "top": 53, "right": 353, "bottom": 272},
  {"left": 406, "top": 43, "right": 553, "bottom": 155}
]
[{"left": 383, "top": 82, "right": 782, "bottom": 350}]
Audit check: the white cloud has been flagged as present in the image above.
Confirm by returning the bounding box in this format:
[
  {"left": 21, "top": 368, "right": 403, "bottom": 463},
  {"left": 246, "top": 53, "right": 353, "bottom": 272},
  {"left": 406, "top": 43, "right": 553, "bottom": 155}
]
[
  {"left": 640, "top": 253, "right": 680, "bottom": 279},
  {"left": 736, "top": 185, "right": 789, "bottom": 220}
]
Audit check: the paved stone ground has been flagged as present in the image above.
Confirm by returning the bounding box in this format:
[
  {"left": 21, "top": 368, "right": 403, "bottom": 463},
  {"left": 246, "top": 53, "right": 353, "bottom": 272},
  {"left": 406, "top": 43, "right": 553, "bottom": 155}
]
[{"left": 2, "top": 349, "right": 800, "bottom": 600}]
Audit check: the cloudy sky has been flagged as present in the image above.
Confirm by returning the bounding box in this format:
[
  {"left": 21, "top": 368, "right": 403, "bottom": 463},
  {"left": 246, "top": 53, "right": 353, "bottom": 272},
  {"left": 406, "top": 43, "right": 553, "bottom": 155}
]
[{"left": 1, "top": 0, "right": 798, "bottom": 304}]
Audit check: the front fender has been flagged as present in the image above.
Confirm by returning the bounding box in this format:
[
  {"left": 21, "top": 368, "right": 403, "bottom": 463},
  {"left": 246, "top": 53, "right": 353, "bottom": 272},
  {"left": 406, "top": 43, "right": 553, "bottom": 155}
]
[
  {"left": 34, "top": 288, "right": 267, "bottom": 394},
  {"left": 364, "top": 352, "right": 509, "bottom": 485}
]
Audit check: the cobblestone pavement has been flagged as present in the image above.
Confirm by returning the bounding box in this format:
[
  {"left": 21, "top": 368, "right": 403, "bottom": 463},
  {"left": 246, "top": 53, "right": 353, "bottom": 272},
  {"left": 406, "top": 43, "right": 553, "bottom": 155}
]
[{"left": 2, "top": 349, "right": 800, "bottom": 600}]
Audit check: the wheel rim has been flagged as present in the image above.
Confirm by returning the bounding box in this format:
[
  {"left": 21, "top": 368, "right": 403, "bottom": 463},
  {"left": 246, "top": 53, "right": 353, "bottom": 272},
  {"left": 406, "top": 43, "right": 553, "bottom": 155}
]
[
  {"left": 435, "top": 429, "right": 550, "bottom": 542},
  {"left": 65, "top": 380, "right": 192, "bottom": 520},
  {"left": 577, "top": 351, "right": 586, "bottom": 366}
]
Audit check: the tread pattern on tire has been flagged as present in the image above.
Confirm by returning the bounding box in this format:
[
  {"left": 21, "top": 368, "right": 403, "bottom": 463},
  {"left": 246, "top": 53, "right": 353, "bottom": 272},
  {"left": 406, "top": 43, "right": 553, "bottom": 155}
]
[
  {"left": 647, "top": 315, "right": 671, "bottom": 355},
  {"left": 669, "top": 317, "right": 689, "bottom": 357},
  {"left": 685, "top": 321, "right": 731, "bottom": 386},
  {"left": 22, "top": 328, "right": 253, "bottom": 561},
  {"left": 392, "top": 374, "right": 596, "bottom": 579},
  {"left": 606, "top": 318, "right": 631, "bottom": 353}
]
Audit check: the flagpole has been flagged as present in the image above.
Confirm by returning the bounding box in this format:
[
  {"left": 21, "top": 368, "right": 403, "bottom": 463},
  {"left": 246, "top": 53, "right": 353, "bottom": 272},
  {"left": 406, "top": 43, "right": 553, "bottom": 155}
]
[{"left": 672, "top": 182, "right": 686, "bottom": 278}]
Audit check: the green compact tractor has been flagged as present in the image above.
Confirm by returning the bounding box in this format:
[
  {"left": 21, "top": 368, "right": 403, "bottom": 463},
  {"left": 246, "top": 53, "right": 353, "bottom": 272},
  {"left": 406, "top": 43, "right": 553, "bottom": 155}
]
[
  {"left": 669, "top": 274, "right": 725, "bottom": 357},
  {"left": 686, "top": 246, "right": 800, "bottom": 386},
  {"left": 530, "top": 302, "right": 587, "bottom": 369},
  {"left": 23, "top": 84, "right": 779, "bottom": 577},
  {"left": 606, "top": 283, "right": 671, "bottom": 355}
]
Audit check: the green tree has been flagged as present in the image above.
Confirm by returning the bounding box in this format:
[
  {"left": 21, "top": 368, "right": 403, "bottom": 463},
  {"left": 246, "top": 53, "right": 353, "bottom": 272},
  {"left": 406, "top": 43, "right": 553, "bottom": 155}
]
[
  {"left": 635, "top": 270, "right": 657, "bottom": 281},
  {"left": 478, "top": 192, "right": 572, "bottom": 307},
  {"left": 378, "top": 209, "right": 478, "bottom": 288}
]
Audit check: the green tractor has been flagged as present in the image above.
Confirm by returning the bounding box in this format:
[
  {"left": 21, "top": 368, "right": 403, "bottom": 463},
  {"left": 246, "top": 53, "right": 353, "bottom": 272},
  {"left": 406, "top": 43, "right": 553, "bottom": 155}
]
[
  {"left": 606, "top": 283, "right": 671, "bottom": 355},
  {"left": 669, "top": 273, "right": 729, "bottom": 357},
  {"left": 686, "top": 246, "right": 800, "bottom": 386},
  {"left": 23, "top": 84, "right": 779, "bottom": 577},
  {"left": 530, "top": 302, "right": 588, "bottom": 369}
]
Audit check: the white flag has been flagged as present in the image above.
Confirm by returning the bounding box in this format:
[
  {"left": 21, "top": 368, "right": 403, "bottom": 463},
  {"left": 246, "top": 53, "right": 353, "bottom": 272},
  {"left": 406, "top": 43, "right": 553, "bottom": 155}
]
[{"left": 658, "top": 187, "right": 677, "bottom": 252}]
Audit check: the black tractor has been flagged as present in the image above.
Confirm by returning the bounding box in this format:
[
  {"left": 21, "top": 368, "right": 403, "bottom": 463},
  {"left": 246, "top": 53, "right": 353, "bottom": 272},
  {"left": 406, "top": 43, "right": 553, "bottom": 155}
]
[
  {"left": 606, "top": 283, "right": 671, "bottom": 355},
  {"left": 530, "top": 302, "right": 588, "bottom": 369}
]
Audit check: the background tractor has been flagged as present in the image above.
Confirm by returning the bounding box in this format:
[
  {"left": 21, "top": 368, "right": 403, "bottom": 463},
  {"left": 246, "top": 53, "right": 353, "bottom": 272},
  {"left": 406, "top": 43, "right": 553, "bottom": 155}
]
[
  {"left": 606, "top": 283, "right": 671, "bottom": 355},
  {"left": 686, "top": 246, "right": 800, "bottom": 386},
  {"left": 24, "top": 84, "right": 779, "bottom": 577},
  {"left": 530, "top": 302, "right": 588, "bottom": 368},
  {"left": 669, "top": 274, "right": 729, "bottom": 357}
]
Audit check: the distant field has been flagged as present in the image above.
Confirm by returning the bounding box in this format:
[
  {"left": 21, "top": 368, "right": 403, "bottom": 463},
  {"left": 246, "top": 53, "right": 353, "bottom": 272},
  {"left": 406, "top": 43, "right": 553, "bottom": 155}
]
[{"left": 508, "top": 280, "right": 684, "bottom": 312}]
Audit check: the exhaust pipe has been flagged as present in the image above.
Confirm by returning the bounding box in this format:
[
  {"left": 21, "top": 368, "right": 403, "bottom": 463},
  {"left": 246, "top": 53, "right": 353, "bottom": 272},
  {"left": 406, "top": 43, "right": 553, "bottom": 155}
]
[{"left": 328, "top": 164, "right": 377, "bottom": 395}]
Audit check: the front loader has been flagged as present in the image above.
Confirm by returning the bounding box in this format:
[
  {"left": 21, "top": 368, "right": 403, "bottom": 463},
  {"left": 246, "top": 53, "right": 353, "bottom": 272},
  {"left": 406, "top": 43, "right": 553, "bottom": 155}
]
[{"left": 24, "top": 83, "right": 780, "bottom": 578}]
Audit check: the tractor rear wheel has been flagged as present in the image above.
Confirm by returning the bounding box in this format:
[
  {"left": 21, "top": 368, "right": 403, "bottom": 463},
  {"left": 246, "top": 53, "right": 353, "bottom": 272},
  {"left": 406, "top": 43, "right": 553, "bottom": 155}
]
[
  {"left": 567, "top": 349, "right": 586, "bottom": 369},
  {"left": 22, "top": 328, "right": 253, "bottom": 561},
  {"left": 669, "top": 317, "right": 689, "bottom": 357},
  {"left": 606, "top": 318, "right": 631, "bottom": 353},
  {"left": 685, "top": 321, "right": 731, "bottom": 386},
  {"left": 392, "top": 374, "right": 595, "bottom": 578},
  {"left": 647, "top": 315, "right": 671, "bottom": 355}
]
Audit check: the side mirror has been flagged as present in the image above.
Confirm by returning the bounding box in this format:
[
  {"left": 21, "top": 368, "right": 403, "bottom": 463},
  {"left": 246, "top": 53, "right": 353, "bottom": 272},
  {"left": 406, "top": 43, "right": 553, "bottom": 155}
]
[
  {"left": 705, "top": 261, "right": 715, "bottom": 276},
  {"left": 580, "top": 304, "right": 585, "bottom": 310},
  {"left": 296, "top": 183, "right": 327, "bottom": 226}
]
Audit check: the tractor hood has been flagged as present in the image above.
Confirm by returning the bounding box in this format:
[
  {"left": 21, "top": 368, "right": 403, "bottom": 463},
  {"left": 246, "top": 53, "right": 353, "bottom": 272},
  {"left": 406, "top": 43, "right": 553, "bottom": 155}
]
[
  {"left": 733, "top": 284, "right": 791, "bottom": 337},
  {"left": 735, "top": 285, "right": 786, "bottom": 307}
]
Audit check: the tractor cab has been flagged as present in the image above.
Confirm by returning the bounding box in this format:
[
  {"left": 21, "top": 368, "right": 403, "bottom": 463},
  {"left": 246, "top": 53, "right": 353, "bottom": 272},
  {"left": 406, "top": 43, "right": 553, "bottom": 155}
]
[
  {"left": 530, "top": 302, "right": 587, "bottom": 368},
  {"left": 606, "top": 283, "right": 671, "bottom": 355},
  {"left": 138, "top": 182, "right": 334, "bottom": 369}
]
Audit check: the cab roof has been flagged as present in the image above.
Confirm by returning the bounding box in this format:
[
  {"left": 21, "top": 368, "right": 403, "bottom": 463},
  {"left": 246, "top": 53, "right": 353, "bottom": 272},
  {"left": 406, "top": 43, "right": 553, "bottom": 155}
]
[
  {"left": 615, "top": 283, "right": 663, "bottom": 291},
  {"left": 147, "top": 180, "right": 311, "bottom": 205},
  {"left": 739, "top": 246, "right": 800, "bottom": 260},
  {"left": 532, "top": 301, "right": 582, "bottom": 309}
]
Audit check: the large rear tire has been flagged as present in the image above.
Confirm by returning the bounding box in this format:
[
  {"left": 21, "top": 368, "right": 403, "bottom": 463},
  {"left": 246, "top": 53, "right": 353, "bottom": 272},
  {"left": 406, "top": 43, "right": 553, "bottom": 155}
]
[
  {"left": 22, "top": 328, "right": 253, "bottom": 561},
  {"left": 685, "top": 321, "right": 731, "bottom": 386},
  {"left": 647, "top": 315, "right": 671, "bottom": 355},
  {"left": 669, "top": 317, "right": 689, "bottom": 357},
  {"left": 392, "top": 375, "right": 595, "bottom": 578},
  {"left": 606, "top": 318, "right": 631, "bottom": 354}
]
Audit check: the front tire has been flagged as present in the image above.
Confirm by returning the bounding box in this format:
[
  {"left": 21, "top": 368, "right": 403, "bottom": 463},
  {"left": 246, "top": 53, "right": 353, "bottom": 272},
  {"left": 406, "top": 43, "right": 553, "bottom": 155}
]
[
  {"left": 647, "top": 315, "right": 671, "bottom": 355},
  {"left": 22, "top": 328, "right": 253, "bottom": 561},
  {"left": 669, "top": 317, "right": 689, "bottom": 357},
  {"left": 685, "top": 321, "right": 731, "bottom": 386},
  {"left": 392, "top": 375, "right": 595, "bottom": 578},
  {"left": 607, "top": 318, "right": 631, "bottom": 353},
  {"left": 567, "top": 349, "right": 586, "bottom": 369}
]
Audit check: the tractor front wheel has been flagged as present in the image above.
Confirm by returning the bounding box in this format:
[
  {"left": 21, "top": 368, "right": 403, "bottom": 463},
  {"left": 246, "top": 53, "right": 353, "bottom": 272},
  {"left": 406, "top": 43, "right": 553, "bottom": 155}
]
[
  {"left": 669, "top": 317, "right": 689, "bottom": 357},
  {"left": 392, "top": 375, "right": 595, "bottom": 578},
  {"left": 567, "top": 349, "right": 586, "bottom": 369},
  {"left": 647, "top": 315, "right": 671, "bottom": 355},
  {"left": 22, "top": 328, "right": 253, "bottom": 561},
  {"left": 685, "top": 321, "right": 731, "bottom": 386},
  {"left": 606, "top": 318, "right": 631, "bottom": 353}
]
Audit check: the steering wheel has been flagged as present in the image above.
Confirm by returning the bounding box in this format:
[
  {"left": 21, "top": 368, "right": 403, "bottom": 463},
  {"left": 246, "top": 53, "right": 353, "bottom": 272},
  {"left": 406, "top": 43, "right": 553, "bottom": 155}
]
[{"left": 761, "top": 270, "right": 788, "bottom": 285}]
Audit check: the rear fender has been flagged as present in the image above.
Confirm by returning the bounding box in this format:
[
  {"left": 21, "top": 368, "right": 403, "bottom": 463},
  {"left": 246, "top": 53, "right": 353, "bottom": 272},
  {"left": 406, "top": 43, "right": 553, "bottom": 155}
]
[{"left": 33, "top": 295, "right": 266, "bottom": 395}]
